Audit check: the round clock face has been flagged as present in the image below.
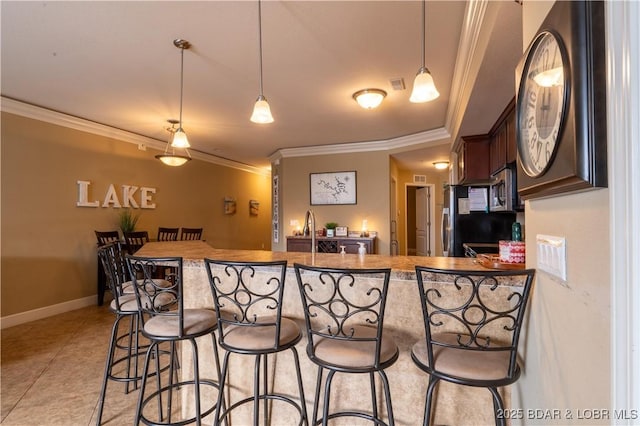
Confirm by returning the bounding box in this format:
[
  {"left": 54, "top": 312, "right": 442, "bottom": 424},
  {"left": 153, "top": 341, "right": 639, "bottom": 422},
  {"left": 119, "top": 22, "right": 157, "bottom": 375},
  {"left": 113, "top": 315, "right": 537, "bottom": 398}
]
[{"left": 517, "top": 31, "right": 569, "bottom": 178}]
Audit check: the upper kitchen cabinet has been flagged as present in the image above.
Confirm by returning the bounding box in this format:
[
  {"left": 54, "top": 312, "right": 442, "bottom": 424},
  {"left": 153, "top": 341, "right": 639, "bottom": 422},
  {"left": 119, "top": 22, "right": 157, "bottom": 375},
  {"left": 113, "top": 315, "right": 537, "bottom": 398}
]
[
  {"left": 455, "top": 135, "right": 491, "bottom": 183},
  {"left": 489, "top": 99, "right": 516, "bottom": 175}
]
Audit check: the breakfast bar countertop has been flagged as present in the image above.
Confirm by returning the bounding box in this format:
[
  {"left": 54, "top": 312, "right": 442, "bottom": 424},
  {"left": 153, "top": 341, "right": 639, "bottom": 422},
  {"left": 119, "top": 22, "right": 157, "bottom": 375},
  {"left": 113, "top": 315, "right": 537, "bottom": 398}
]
[{"left": 135, "top": 240, "right": 489, "bottom": 279}]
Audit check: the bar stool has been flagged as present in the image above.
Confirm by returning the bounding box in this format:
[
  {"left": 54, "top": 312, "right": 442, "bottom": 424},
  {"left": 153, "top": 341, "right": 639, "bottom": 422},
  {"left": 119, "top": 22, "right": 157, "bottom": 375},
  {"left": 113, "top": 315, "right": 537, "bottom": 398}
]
[
  {"left": 96, "top": 242, "right": 154, "bottom": 425},
  {"left": 126, "top": 254, "right": 223, "bottom": 426},
  {"left": 124, "top": 231, "right": 150, "bottom": 254},
  {"left": 412, "top": 266, "right": 536, "bottom": 426},
  {"left": 293, "top": 263, "right": 398, "bottom": 426},
  {"left": 204, "top": 259, "right": 308, "bottom": 426}
]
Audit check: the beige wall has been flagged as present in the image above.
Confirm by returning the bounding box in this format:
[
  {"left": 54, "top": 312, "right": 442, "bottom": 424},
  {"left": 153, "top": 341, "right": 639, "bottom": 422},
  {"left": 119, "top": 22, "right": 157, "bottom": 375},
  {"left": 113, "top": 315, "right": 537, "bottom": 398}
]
[
  {"left": 274, "top": 151, "right": 390, "bottom": 254},
  {"left": 513, "top": 1, "right": 611, "bottom": 421},
  {"left": 1, "top": 112, "right": 272, "bottom": 318}
]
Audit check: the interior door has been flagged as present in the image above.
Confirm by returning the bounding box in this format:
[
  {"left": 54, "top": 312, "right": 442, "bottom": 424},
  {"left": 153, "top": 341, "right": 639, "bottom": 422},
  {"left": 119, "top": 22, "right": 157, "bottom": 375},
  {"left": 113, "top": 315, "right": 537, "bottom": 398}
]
[{"left": 416, "top": 187, "right": 431, "bottom": 256}]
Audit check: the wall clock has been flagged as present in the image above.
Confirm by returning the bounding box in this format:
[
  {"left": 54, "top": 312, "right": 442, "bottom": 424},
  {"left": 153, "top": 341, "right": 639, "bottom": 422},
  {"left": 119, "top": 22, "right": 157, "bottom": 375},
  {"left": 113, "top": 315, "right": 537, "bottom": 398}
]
[{"left": 515, "top": 0, "right": 607, "bottom": 199}]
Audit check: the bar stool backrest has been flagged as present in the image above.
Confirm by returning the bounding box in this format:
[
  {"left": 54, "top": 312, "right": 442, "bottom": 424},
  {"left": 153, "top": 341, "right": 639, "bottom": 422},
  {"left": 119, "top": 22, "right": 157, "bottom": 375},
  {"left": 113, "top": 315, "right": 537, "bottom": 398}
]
[
  {"left": 294, "top": 263, "right": 393, "bottom": 370},
  {"left": 204, "top": 259, "right": 288, "bottom": 352},
  {"left": 97, "top": 242, "right": 130, "bottom": 310},
  {"left": 414, "top": 266, "right": 536, "bottom": 380},
  {"left": 180, "top": 227, "right": 203, "bottom": 240},
  {"left": 157, "top": 227, "right": 179, "bottom": 241},
  {"left": 126, "top": 255, "right": 183, "bottom": 336}
]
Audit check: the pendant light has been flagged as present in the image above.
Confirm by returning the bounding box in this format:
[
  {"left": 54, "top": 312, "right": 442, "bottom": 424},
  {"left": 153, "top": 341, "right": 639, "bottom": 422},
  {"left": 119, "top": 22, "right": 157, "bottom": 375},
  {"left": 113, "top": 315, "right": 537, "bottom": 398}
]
[
  {"left": 410, "top": 0, "right": 440, "bottom": 103},
  {"left": 250, "top": 0, "right": 274, "bottom": 123},
  {"left": 171, "top": 39, "right": 191, "bottom": 148},
  {"left": 155, "top": 119, "right": 192, "bottom": 166}
]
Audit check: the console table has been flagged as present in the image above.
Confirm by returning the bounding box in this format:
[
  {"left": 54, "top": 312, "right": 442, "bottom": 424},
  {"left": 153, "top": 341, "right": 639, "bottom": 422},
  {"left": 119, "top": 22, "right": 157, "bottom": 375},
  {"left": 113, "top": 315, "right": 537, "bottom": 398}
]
[{"left": 286, "top": 236, "right": 377, "bottom": 254}]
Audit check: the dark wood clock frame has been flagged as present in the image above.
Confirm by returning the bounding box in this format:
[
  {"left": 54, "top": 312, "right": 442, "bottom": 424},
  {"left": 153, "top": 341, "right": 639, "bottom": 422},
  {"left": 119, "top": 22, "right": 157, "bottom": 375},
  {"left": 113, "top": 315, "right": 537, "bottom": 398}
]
[{"left": 515, "top": 1, "right": 607, "bottom": 199}]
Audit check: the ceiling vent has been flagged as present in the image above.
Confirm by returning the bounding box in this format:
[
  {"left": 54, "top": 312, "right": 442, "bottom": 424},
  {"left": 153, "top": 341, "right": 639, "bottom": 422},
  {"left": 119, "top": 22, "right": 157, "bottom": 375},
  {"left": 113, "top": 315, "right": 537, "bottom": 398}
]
[
  {"left": 390, "top": 78, "right": 406, "bottom": 91},
  {"left": 413, "top": 175, "right": 427, "bottom": 183}
]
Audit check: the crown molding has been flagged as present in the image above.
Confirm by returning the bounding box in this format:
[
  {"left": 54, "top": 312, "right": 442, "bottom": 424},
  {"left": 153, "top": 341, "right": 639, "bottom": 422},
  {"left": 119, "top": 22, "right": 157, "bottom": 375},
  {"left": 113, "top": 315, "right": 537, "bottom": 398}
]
[
  {"left": 1, "top": 97, "right": 270, "bottom": 177},
  {"left": 271, "top": 127, "right": 450, "bottom": 163}
]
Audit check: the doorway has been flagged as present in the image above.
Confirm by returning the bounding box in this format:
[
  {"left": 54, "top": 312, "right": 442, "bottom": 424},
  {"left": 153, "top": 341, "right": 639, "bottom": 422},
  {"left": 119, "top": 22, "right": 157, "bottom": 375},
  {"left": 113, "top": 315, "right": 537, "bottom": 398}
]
[{"left": 406, "top": 184, "right": 435, "bottom": 256}]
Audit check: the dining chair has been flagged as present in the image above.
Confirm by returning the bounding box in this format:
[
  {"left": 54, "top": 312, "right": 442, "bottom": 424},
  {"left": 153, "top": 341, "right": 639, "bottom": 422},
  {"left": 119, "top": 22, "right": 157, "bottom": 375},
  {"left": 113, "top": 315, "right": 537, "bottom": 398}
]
[
  {"left": 157, "top": 227, "right": 179, "bottom": 241},
  {"left": 95, "top": 230, "right": 121, "bottom": 306},
  {"left": 126, "top": 254, "right": 223, "bottom": 426},
  {"left": 123, "top": 231, "right": 149, "bottom": 254},
  {"left": 293, "top": 263, "right": 398, "bottom": 426},
  {"left": 412, "top": 266, "right": 536, "bottom": 426},
  {"left": 204, "top": 259, "right": 308, "bottom": 426},
  {"left": 180, "top": 227, "right": 203, "bottom": 241}
]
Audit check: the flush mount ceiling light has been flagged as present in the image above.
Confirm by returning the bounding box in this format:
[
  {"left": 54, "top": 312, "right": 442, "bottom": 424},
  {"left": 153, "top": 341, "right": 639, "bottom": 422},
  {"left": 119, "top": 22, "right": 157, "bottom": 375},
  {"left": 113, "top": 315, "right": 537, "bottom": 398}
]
[
  {"left": 353, "top": 88, "right": 387, "bottom": 110},
  {"left": 250, "top": 0, "right": 274, "bottom": 124},
  {"left": 433, "top": 161, "right": 449, "bottom": 170},
  {"left": 410, "top": 0, "right": 440, "bottom": 103},
  {"left": 171, "top": 39, "right": 191, "bottom": 148},
  {"left": 155, "top": 119, "right": 192, "bottom": 167}
]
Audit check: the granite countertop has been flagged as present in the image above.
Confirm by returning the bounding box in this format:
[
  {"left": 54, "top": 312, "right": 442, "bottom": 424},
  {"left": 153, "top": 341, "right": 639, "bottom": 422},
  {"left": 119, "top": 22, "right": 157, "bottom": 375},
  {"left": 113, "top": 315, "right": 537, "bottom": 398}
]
[{"left": 135, "top": 240, "right": 490, "bottom": 279}]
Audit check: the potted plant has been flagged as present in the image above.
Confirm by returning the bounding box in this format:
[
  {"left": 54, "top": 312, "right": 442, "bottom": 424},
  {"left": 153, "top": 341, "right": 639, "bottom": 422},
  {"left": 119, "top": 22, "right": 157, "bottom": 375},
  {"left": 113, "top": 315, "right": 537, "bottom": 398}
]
[
  {"left": 325, "top": 222, "right": 338, "bottom": 237},
  {"left": 118, "top": 209, "right": 140, "bottom": 236}
]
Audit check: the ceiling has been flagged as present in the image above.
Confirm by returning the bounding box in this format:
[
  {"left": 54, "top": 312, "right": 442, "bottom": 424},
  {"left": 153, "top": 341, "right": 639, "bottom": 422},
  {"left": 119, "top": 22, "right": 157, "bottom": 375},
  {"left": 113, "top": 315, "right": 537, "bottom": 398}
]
[{"left": 1, "top": 1, "right": 523, "bottom": 172}]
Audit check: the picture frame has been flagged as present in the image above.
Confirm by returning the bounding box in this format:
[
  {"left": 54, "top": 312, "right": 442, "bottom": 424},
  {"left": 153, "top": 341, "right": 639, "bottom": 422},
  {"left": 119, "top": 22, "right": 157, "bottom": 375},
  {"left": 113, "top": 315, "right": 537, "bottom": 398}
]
[
  {"left": 335, "top": 226, "right": 348, "bottom": 237},
  {"left": 310, "top": 171, "right": 357, "bottom": 205}
]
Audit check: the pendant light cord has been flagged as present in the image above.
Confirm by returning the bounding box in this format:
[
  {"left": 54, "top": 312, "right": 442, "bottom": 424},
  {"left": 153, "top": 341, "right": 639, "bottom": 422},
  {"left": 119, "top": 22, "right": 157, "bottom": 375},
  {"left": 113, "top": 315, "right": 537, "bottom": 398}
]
[
  {"left": 420, "top": 0, "right": 426, "bottom": 69},
  {"left": 258, "top": 0, "right": 264, "bottom": 96},
  {"left": 179, "top": 45, "right": 185, "bottom": 128}
]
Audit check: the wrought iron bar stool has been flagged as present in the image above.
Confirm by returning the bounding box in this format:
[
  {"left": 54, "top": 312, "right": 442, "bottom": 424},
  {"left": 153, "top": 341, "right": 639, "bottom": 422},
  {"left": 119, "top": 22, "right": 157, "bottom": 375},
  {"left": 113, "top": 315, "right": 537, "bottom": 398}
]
[
  {"left": 96, "top": 241, "right": 171, "bottom": 425},
  {"left": 293, "top": 263, "right": 398, "bottom": 426},
  {"left": 126, "top": 254, "right": 223, "bottom": 426},
  {"left": 412, "top": 266, "right": 536, "bottom": 426},
  {"left": 204, "top": 259, "right": 308, "bottom": 426},
  {"left": 95, "top": 230, "right": 121, "bottom": 305}
]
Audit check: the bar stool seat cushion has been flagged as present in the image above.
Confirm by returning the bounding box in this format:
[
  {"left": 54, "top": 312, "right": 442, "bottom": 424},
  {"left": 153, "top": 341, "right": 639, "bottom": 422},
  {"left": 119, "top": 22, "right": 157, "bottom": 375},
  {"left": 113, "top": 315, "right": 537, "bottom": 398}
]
[
  {"left": 411, "top": 332, "right": 512, "bottom": 381},
  {"left": 121, "top": 279, "right": 172, "bottom": 294},
  {"left": 222, "top": 316, "right": 301, "bottom": 351},
  {"left": 313, "top": 325, "right": 398, "bottom": 369},
  {"left": 143, "top": 309, "right": 218, "bottom": 338},
  {"left": 110, "top": 294, "right": 138, "bottom": 313}
]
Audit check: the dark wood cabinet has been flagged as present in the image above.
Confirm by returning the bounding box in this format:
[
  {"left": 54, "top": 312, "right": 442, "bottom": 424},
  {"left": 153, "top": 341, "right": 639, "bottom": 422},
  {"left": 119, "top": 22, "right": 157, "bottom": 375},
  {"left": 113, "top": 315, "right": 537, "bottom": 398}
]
[
  {"left": 489, "top": 98, "right": 516, "bottom": 175},
  {"left": 286, "top": 236, "right": 377, "bottom": 254},
  {"left": 455, "top": 135, "right": 490, "bottom": 183}
]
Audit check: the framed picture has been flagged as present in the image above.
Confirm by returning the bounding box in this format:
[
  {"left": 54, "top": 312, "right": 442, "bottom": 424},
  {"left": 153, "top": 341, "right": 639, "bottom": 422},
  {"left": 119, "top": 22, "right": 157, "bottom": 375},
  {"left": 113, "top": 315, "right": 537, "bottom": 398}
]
[
  {"left": 310, "top": 171, "right": 357, "bottom": 205},
  {"left": 335, "top": 226, "right": 348, "bottom": 237}
]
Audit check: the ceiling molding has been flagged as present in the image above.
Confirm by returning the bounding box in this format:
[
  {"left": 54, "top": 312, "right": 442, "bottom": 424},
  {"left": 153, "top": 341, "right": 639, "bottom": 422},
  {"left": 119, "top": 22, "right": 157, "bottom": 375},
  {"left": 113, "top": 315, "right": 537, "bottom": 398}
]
[
  {"left": 1, "top": 97, "right": 270, "bottom": 176},
  {"left": 444, "top": 0, "right": 491, "bottom": 144},
  {"left": 272, "top": 127, "right": 451, "bottom": 163}
]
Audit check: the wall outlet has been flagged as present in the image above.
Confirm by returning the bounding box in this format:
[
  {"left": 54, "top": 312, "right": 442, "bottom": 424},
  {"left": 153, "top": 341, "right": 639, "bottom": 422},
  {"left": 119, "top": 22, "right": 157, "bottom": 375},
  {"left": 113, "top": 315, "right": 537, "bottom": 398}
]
[{"left": 536, "top": 234, "right": 567, "bottom": 281}]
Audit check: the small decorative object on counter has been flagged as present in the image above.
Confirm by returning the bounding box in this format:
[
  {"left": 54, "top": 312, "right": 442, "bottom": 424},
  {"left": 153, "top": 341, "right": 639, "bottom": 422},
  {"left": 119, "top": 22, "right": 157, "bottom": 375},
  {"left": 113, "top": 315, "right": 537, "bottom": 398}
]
[
  {"left": 512, "top": 222, "right": 522, "bottom": 241},
  {"left": 325, "top": 222, "right": 338, "bottom": 237},
  {"left": 358, "top": 242, "right": 367, "bottom": 256},
  {"left": 340, "top": 245, "right": 346, "bottom": 255},
  {"left": 499, "top": 240, "right": 525, "bottom": 264}
]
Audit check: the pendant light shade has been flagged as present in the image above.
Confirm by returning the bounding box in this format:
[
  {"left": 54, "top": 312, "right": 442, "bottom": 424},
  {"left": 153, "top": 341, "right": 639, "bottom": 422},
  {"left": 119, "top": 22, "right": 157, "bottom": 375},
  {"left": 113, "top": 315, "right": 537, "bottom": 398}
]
[
  {"left": 155, "top": 120, "right": 192, "bottom": 167},
  {"left": 410, "top": 0, "right": 439, "bottom": 103},
  {"left": 171, "top": 128, "right": 190, "bottom": 148},
  {"left": 251, "top": 95, "right": 274, "bottom": 123},
  {"left": 250, "top": 0, "right": 274, "bottom": 124}
]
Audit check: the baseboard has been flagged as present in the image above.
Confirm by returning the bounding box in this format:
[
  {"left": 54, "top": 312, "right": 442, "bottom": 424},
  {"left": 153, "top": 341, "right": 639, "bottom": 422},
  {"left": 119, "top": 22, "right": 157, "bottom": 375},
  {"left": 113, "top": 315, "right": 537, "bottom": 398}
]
[{"left": 0, "top": 295, "right": 96, "bottom": 329}]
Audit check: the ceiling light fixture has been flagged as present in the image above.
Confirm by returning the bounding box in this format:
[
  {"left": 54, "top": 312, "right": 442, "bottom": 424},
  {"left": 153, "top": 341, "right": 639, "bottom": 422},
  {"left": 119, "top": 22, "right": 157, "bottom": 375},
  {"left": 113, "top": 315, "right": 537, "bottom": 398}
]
[
  {"left": 171, "top": 39, "right": 191, "bottom": 148},
  {"left": 410, "top": 0, "right": 440, "bottom": 103},
  {"left": 156, "top": 119, "right": 192, "bottom": 166},
  {"left": 250, "top": 0, "right": 274, "bottom": 124},
  {"left": 433, "top": 161, "right": 449, "bottom": 170},
  {"left": 353, "top": 88, "right": 387, "bottom": 110}
]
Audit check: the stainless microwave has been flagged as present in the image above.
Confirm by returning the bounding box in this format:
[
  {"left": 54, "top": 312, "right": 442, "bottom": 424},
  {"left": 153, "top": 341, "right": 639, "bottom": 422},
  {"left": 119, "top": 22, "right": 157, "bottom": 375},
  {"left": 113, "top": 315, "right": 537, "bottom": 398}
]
[{"left": 489, "top": 168, "right": 515, "bottom": 211}]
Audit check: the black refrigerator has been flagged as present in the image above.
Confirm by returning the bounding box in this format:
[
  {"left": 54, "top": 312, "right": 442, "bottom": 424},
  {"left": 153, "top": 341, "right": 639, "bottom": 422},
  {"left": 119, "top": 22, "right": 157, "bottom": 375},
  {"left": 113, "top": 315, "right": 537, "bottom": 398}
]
[{"left": 442, "top": 185, "right": 515, "bottom": 257}]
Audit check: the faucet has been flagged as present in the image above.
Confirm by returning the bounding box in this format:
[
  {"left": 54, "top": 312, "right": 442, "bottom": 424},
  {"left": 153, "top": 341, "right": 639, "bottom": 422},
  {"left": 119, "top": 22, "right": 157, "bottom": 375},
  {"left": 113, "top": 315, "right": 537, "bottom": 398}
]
[{"left": 303, "top": 209, "right": 316, "bottom": 254}]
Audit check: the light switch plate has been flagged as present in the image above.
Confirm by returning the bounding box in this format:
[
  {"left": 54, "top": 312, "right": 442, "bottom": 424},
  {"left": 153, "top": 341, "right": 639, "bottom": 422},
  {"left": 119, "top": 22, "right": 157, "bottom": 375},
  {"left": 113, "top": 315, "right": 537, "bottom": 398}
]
[{"left": 536, "top": 234, "right": 567, "bottom": 281}]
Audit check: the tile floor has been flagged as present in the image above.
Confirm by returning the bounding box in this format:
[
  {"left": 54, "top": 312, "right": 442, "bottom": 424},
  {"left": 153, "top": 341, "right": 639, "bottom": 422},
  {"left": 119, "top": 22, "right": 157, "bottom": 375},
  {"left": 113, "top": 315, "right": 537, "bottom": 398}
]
[{"left": 1, "top": 305, "right": 144, "bottom": 426}]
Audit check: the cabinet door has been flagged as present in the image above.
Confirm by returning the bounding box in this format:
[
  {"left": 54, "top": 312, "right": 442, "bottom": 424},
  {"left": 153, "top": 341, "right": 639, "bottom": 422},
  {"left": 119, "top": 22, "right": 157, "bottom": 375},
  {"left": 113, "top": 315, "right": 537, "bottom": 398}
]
[
  {"left": 287, "top": 239, "right": 311, "bottom": 252},
  {"left": 490, "top": 123, "right": 507, "bottom": 175},
  {"left": 506, "top": 108, "right": 517, "bottom": 164},
  {"left": 459, "top": 135, "right": 490, "bottom": 183}
]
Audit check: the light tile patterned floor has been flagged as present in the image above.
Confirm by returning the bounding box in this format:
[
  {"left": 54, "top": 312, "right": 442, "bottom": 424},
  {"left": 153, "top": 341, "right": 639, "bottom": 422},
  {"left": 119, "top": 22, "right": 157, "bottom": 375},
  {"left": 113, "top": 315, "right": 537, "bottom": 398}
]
[{"left": 1, "top": 305, "right": 141, "bottom": 426}]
